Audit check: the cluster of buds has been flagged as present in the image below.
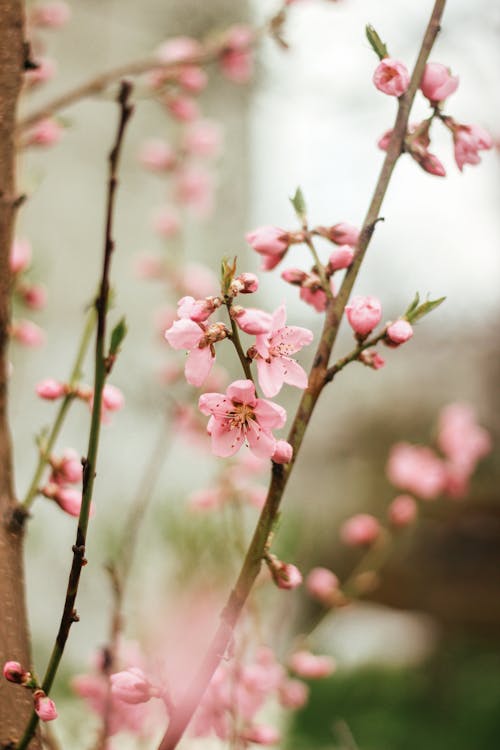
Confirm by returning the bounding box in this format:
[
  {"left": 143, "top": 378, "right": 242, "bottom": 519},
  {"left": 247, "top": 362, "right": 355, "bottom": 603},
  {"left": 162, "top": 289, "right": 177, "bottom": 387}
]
[
  {"left": 3, "top": 661, "right": 57, "bottom": 722},
  {"left": 40, "top": 448, "right": 84, "bottom": 517},
  {"left": 9, "top": 238, "right": 46, "bottom": 347},
  {"left": 36, "top": 379, "right": 124, "bottom": 424}
]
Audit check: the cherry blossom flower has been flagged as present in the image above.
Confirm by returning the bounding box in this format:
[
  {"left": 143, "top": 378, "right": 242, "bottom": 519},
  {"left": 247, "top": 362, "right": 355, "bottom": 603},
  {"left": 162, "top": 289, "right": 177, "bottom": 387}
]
[
  {"left": 246, "top": 226, "right": 290, "bottom": 270},
  {"left": 33, "top": 691, "right": 58, "bottom": 721},
  {"left": 165, "top": 318, "right": 227, "bottom": 387},
  {"left": 386, "top": 319, "right": 413, "bottom": 345},
  {"left": 252, "top": 304, "right": 313, "bottom": 397},
  {"left": 387, "top": 442, "right": 447, "bottom": 499},
  {"left": 452, "top": 123, "right": 493, "bottom": 171},
  {"left": 340, "top": 513, "right": 381, "bottom": 547},
  {"left": 345, "top": 295, "right": 382, "bottom": 337},
  {"left": 373, "top": 58, "right": 410, "bottom": 97},
  {"left": 420, "top": 62, "right": 459, "bottom": 103},
  {"left": 198, "top": 379, "right": 286, "bottom": 458}
]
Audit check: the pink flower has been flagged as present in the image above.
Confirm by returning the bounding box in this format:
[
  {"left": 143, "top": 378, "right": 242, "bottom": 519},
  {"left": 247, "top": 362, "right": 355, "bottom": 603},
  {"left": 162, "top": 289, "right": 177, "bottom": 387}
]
[
  {"left": 326, "top": 222, "right": 360, "bottom": 247},
  {"left": 25, "top": 118, "right": 63, "bottom": 147},
  {"left": 359, "top": 349, "right": 385, "bottom": 370},
  {"left": 246, "top": 226, "right": 290, "bottom": 270},
  {"left": 231, "top": 272, "right": 259, "bottom": 295},
  {"left": 306, "top": 567, "right": 339, "bottom": 605},
  {"left": 11, "top": 320, "right": 45, "bottom": 346},
  {"left": 420, "top": 62, "right": 459, "bottom": 103},
  {"left": 253, "top": 304, "right": 313, "bottom": 397},
  {"left": 178, "top": 65, "right": 208, "bottom": 93},
  {"left": 166, "top": 95, "right": 200, "bottom": 122},
  {"left": 345, "top": 295, "right": 382, "bottom": 337},
  {"left": 165, "top": 318, "right": 226, "bottom": 387},
  {"left": 29, "top": 1, "right": 71, "bottom": 28},
  {"left": 182, "top": 120, "right": 223, "bottom": 158},
  {"left": 387, "top": 442, "right": 447, "bottom": 500},
  {"left": 373, "top": 58, "right": 410, "bottom": 97},
  {"left": 269, "top": 560, "right": 303, "bottom": 590},
  {"left": 388, "top": 495, "right": 418, "bottom": 528},
  {"left": 110, "top": 668, "right": 153, "bottom": 705},
  {"left": 54, "top": 487, "right": 84, "bottom": 517},
  {"left": 327, "top": 245, "right": 354, "bottom": 272},
  {"left": 232, "top": 306, "right": 273, "bottom": 335},
  {"left": 19, "top": 283, "right": 47, "bottom": 310},
  {"left": 278, "top": 679, "right": 309, "bottom": 709},
  {"left": 3, "top": 661, "right": 28, "bottom": 684},
  {"left": 52, "top": 448, "right": 82, "bottom": 484},
  {"left": 417, "top": 151, "right": 447, "bottom": 177},
  {"left": 102, "top": 384, "right": 125, "bottom": 413},
  {"left": 36, "top": 378, "right": 66, "bottom": 400},
  {"left": 177, "top": 295, "right": 220, "bottom": 323},
  {"left": 452, "top": 123, "right": 493, "bottom": 171},
  {"left": 272, "top": 439, "right": 293, "bottom": 464},
  {"left": 437, "top": 403, "right": 491, "bottom": 475},
  {"left": 33, "top": 691, "right": 58, "bottom": 721},
  {"left": 139, "top": 139, "right": 176, "bottom": 172},
  {"left": 10, "top": 238, "right": 32, "bottom": 274},
  {"left": 156, "top": 36, "right": 202, "bottom": 64},
  {"left": 289, "top": 651, "right": 335, "bottom": 679},
  {"left": 299, "top": 275, "right": 335, "bottom": 313},
  {"left": 386, "top": 319, "right": 413, "bottom": 345},
  {"left": 198, "top": 379, "right": 286, "bottom": 458},
  {"left": 340, "top": 514, "right": 380, "bottom": 547},
  {"left": 152, "top": 206, "right": 181, "bottom": 238},
  {"left": 220, "top": 25, "right": 255, "bottom": 84}
]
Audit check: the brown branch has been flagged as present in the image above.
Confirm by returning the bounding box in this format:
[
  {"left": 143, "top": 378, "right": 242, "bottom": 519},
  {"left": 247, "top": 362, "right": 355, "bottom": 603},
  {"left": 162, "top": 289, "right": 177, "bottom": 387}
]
[
  {"left": 0, "top": 1, "right": 42, "bottom": 747},
  {"left": 156, "top": 3, "right": 447, "bottom": 749},
  {"left": 16, "top": 81, "right": 134, "bottom": 750}
]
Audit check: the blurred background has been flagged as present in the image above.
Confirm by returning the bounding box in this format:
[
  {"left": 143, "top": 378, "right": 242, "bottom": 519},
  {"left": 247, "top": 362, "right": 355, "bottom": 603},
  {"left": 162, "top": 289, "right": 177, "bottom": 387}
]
[{"left": 10, "top": 0, "right": 500, "bottom": 747}]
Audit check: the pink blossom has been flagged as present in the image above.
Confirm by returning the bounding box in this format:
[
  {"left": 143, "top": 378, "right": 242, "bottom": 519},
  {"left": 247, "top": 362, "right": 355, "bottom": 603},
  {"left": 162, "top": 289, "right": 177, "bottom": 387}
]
[
  {"left": 29, "top": 1, "right": 71, "bottom": 28},
  {"left": 299, "top": 275, "right": 335, "bottom": 313},
  {"left": 452, "top": 123, "right": 493, "bottom": 171},
  {"left": 252, "top": 304, "right": 313, "bottom": 397},
  {"left": 289, "top": 651, "right": 335, "bottom": 679},
  {"left": 220, "top": 25, "right": 255, "bottom": 84},
  {"left": 52, "top": 487, "right": 84, "bottom": 517},
  {"left": 306, "top": 567, "right": 339, "bottom": 604},
  {"left": 152, "top": 206, "right": 181, "bottom": 238},
  {"left": 166, "top": 95, "right": 200, "bottom": 122},
  {"left": 388, "top": 495, "right": 418, "bottom": 527},
  {"left": 54, "top": 448, "right": 82, "bottom": 484},
  {"left": 340, "top": 513, "right": 381, "bottom": 547},
  {"left": 198, "top": 379, "right": 286, "bottom": 458},
  {"left": 19, "top": 283, "right": 47, "bottom": 310},
  {"left": 177, "top": 295, "right": 220, "bottom": 323},
  {"left": 174, "top": 166, "right": 214, "bottom": 217},
  {"left": 178, "top": 65, "right": 208, "bottom": 93},
  {"left": 3, "top": 661, "right": 28, "bottom": 684},
  {"left": 345, "top": 295, "right": 382, "bottom": 337},
  {"left": 139, "top": 139, "right": 176, "bottom": 172},
  {"left": 359, "top": 349, "right": 385, "bottom": 370},
  {"left": 230, "top": 272, "right": 259, "bottom": 295},
  {"left": 437, "top": 403, "right": 491, "bottom": 475},
  {"left": 386, "top": 319, "right": 413, "bottom": 345},
  {"left": 110, "top": 668, "right": 153, "bottom": 705},
  {"left": 327, "top": 244, "right": 354, "bottom": 272},
  {"left": 11, "top": 320, "right": 45, "bottom": 346},
  {"left": 420, "top": 62, "right": 459, "bottom": 103},
  {"left": 36, "top": 378, "right": 66, "bottom": 400},
  {"left": 10, "top": 238, "right": 32, "bottom": 274},
  {"left": 270, "top": 560, "right": 303, "bottom": 590},
  {"left": 25, "top": 118, "right": 63, "bottom": 147},
  {"left": 232, "top": 306, "right": 273, "bottom": 335},
  {"left": 165, "top": 318, "right": 227, "bottom": 387},
  {"left": 278, "top": 679, "right": 309, "bottom": 709},
  {"left": 272, "top": 439, "right": 293, "bottom": 464},
  {"left": 182, "top": 120, "right": 223, "bottom": 158},
  {"left": 387, "top": 442, "right": 447, "bottom": 500},
  {"left": 246, "top": 226, "right": 290, "bottom": 270},
  {"left": 418, "top": 152, "right": 447, "bottom": 177},
  {"left": 373, "top": 58, "right": 410, "bottom": 97},
  {"left": 326, "top": 222, "right": 360, "bottom": 247},
  {"left": 103, "top": 384, "right": 125, "bottom": 413},
  {"left": 281, "top": 268, "right": 308, "bottom": 286},
  {"left": 24, "top": 57, "right": 57, "bottom": 87},
  {"left": 34, "top": 691, "right": 58, "bottom": 721},
  {"left": 241, "top": 725, "right": 280, "bottom": 745},
  {"left": 156, "top": 36, "right": 202, "bottom": 64}
]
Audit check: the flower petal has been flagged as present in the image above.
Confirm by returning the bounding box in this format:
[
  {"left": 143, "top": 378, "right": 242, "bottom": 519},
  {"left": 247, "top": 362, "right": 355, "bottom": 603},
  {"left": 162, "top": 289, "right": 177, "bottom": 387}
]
[
  {"left": 246, "top": 419, "right": 276, "bottom": 458},
  {"left": 165, "top": 318, "right": 203, "bottom": 350},
  {"left": 254, "top": 397, "right": 287, "bottom": 430},
  {"left": 211, "top": 420, "right": 245, "bottom": 457},
  {"left": 185, "top": 346, "right": 214, "bottom": 387},
  {"left": 226, "top": 379, "right": 257, "bottom": 406}
]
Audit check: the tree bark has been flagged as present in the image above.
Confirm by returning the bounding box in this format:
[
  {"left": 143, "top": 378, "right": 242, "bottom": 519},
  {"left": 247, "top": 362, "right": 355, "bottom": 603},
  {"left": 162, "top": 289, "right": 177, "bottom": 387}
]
[{"left": 0, "top": 2, "right": 40, "bottom": 747}]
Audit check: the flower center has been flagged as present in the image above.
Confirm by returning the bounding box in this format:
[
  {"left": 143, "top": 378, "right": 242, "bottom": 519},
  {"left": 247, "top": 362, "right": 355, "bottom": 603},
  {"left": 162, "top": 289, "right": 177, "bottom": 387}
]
[{"left": 229, "top": 403, "right": 255, "bottom": 429}]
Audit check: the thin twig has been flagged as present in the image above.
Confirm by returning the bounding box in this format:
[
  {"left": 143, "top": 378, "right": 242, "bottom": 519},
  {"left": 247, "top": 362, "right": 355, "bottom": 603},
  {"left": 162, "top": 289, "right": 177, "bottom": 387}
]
[
  {"left": 155, "top": 3, "right": 447, "bottom": 748},
  {"left": 16, "top": 80, "right": 134, "bottom": 750}
]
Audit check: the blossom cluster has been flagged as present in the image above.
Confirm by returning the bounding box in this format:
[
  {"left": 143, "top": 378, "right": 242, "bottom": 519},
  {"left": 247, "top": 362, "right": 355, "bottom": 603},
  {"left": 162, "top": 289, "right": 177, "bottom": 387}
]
[
  {"left": 3, "top": 661, "right": 57, "bottom": 722},
  {"left": 9, "top": 238, "right": 46, "bottom": 348}
]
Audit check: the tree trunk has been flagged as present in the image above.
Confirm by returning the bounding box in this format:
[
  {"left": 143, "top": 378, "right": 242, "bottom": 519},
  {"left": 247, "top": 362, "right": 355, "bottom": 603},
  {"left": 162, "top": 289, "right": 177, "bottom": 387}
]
[{"left": 0, "top": 2, "right": 40, "bottom": 747}]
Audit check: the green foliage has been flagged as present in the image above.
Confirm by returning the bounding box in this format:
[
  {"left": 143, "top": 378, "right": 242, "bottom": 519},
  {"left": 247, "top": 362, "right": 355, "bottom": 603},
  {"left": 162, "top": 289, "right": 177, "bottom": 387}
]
[
  {"left": 405, "top": 293, "right": 446, "bottom": 324},
  {"left": 365, "top": 25, "right": 389, "bottom": 61},
  {"left": 290, "top": 187, "right": 307, "bottom": 224}
]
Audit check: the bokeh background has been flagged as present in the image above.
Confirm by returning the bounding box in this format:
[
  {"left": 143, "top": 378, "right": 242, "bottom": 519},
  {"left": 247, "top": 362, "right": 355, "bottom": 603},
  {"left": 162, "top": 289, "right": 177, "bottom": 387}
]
[{"left": 10, "top": 0, "right": 500, "bottom": 747}]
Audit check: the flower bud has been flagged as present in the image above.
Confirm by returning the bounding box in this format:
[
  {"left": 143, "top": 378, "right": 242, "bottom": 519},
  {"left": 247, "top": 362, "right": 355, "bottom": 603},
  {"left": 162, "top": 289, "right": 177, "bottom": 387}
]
[
  {"left": 246, "top": 226, "right": 290, "bottom": 270},
  {"left": 420, "top": 62, "right": 459, "bottom": 103},
  {"left": 306, "top": 567, "right": 339, "bottom": 605},
  {"left": 3, "top": 661, "right": 29, "bottom": 684},
  {"left": 373, "top": 58, "right": 410, "bottom": 97},
  {"left": 231, "top": 307, "right": 273, "bottom": 335},
  {"left": 358, "top": 349, "right": 385, "bottom": 370},
  {"left": 386, "top": 319, "right": 413, "bottom": 345},
  {"left": 324, "top": 222, "right": 359, "bottom": 247},
  {"left": 267, "top": 555, "right": 303, "bottom": 590},
  {"left": 327, "top": 245, "right": 354, "bottom": 272},
  {"left": 36, "top": 378, "right": 66, "bottom": 400},
  {"left": 281, "top": 268, "right": 308, "bottom": 286},
  {"left": 110, "top": 668, "right": 153, "bottom": 704},
  {"left": 231, "top": 272, "right": 259, "bottom": 295},
  {"left": 340, "top": 513, "right": 381, "bottom": 547},
  {"left": 388, "top": 494, "right": 418, "bottom": 528},
  {"left": 289, "top": 651, "right": 335, "bottom": 679},
  {"left": 345, "top": 296, "right": 382, "bottom": 337},
  {"left": 33, "top": 690, "right": 58, "bottom": 721},
  {"left": 272, "top": 440, "right": 293, "bottom": 464}
]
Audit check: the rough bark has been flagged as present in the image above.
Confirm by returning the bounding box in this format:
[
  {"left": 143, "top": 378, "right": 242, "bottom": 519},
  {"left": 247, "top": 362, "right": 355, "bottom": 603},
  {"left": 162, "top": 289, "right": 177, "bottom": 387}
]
[{"left": 0, "top": 2, "right": 40, "bottom": 747}]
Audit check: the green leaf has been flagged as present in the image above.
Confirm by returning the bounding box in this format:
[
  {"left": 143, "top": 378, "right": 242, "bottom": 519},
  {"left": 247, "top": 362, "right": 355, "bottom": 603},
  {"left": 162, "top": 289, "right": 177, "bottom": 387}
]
[
  {"left": 289, "top": 187, "right": 307, "bottom": 223},
  {"left": 221, "top": 256, "right": 237, "bottom": 297},
  {"left": 407, "top": 295, "right": 446, "bottom": 323},
  {"left": 365, "top": 24, "right": 389, "bottom": 61},
  {"left": 109, "top": 317, "right": 127, "bottom": 356},
  {"left": 404, "top": 292, "right": 420, "bottom": 317}
]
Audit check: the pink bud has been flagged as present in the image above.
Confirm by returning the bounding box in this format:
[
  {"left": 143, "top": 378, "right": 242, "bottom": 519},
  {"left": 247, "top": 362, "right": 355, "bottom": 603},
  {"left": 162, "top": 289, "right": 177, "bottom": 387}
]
[
  {"left": 326, "top": 222, "right": 360, "bottom": 247},
  {"left": 102, "top": 384, "right": 125, "bottom": 412},
  {"left": 278, "top": 679, "right": 309, "bottom": 709},
  {"left": 246, "top": 226, "right": 290, "bottom": 270},
  {"left": 327, "top": 245, "right": 354, "bottom": 272},
  {"left": 388, "top": 495, "right": 418, "bottom": 528},
  {"left": 271, "top": 561, "right": 303, "bottom": 590},
  {"left": 232, "top": 307, "right": 273, "bottom": 335},
  {"left": 3, "top": 661, "right": 27, "bottom": 684},
  {"left": 281, "top": 268, "right": 308, "bottom": 285},
  {"left": 58, "top": 449, "right": 83, "bottom": 483},
  {"left": 340, "top": 513, "right": 381, "bottom": 547},
  {"left": 156, "top": 36, "right": 202, "bottom": 64},
  {"left": 110, "top": 668, "right": 152, "bottom": 705},
  {"left": 358, "top": 349, "right": 385, "bottom": 370},
  {"left": 24, "top": 57, "right": 57, "bottom": 87},
  {"left": 11, "top": 320, "right": 45, "bottom": 347},
  {"left": 29, "top": 1, "right": 71, "bottom": 28},
  {"left": 166, "top": 95, "right": 200, "bottom": 122},
  {"left": 152, "top": 206, "right": 181, "bottom": 238},
  {"left": 25, "top": 118, "right": 63, "bottom": 148},
  {"left": 241, "top": 726, "right": 280, "bottom": 746},
  {"left": 231, "top": 272, "right": 259, "bottom": 295},
  {"left": 306, "top": 567, "right": 339, "bottom": 604},
  {"left": 420, "top": 62, "right": 459, "bottom": 103},
  {"left": 345, "top": 296, "right": 382, "bottom": 337},
  {"left": 373, "top": 58, "right": 410, "bottom": 97},
  {"left": 272, "top": 440, "right": 293, "bottom": 464},
  {"left": 139, "top": 139, "right": 176, "bottom": 172},
  {"left": 10, "top": 238, "right": 32, "bottom": 274},
  {"left": 20, "top": 283, "right": 47, "bottom": 310},
  {"left": 36, "top": 378, "right": 66, "bottom": 400},
  {"left": 289, "top": 651, "right": 335, "bottom": 679},
  {"left": 177, "top": 65, "right": 208, "bottom": 93},
  {"left": 419, "top": 151, "right": 447, "bottom": 177},
  {"left": 182, "top": 120, "right": 223, "bottom": 158},
  {"left": 33, "top": 691, "right": 58, "bottom": 722},
  {"left": 55, "top": 487, "right": 83, "bottom": 517},
  {"left": 386, "top": 319, "right": 413, "bottom": 345}
]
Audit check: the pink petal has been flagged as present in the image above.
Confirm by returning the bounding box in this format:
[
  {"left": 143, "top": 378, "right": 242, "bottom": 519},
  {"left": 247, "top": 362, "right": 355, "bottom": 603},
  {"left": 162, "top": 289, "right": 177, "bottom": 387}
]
[
  {"left": 246, "top": 420, "right": 276, "bottom": 458},
  {"left": 226, "top": 379, "right": 257, "bottom": 406},
  {"left": 211, "top": 420, "right": 245, "bottom": 457},
  {"left": 254, "top": 398, "right": 287, "bottom": 430},
  {"left": 273, "top": 325, "right": 313, "bottom": 354},
  {"left": 198, "top": 392, "right": 230, "bottom": 417},
  {"left": 255, "top": 332, "right": 271, "bottom": 359},
  {"left": 256, "top": 358, "right": 285, "bottom": 398},
  {"left": 271, "top": 304, "right": 287, "bottom": 331},
  {"left": 281, "top": 357, "right": 309, "bottom": 390},
  {"left": 165, "top": 318, "right": 203, "bottom": 350},
  {"left": 185, "top": 346, "right": 214, "bottom": 387}
]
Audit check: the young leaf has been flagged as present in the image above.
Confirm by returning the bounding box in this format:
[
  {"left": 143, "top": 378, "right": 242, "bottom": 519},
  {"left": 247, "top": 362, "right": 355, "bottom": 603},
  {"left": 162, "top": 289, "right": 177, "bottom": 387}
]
[
  {"left": 290, "top": 187, "right": 307, "bottom": 223},
  {"left": 404, "top": 292, "right": 420, "bottom": 317},
  {"left": 109, "top": 317, "right": 127, "bottom": 357},
  {"left": 365, "top": 24, "right": 389, "bottom": 61},
  {"left": 407, "top": 295, "right": 446, "bottom": 323}
]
